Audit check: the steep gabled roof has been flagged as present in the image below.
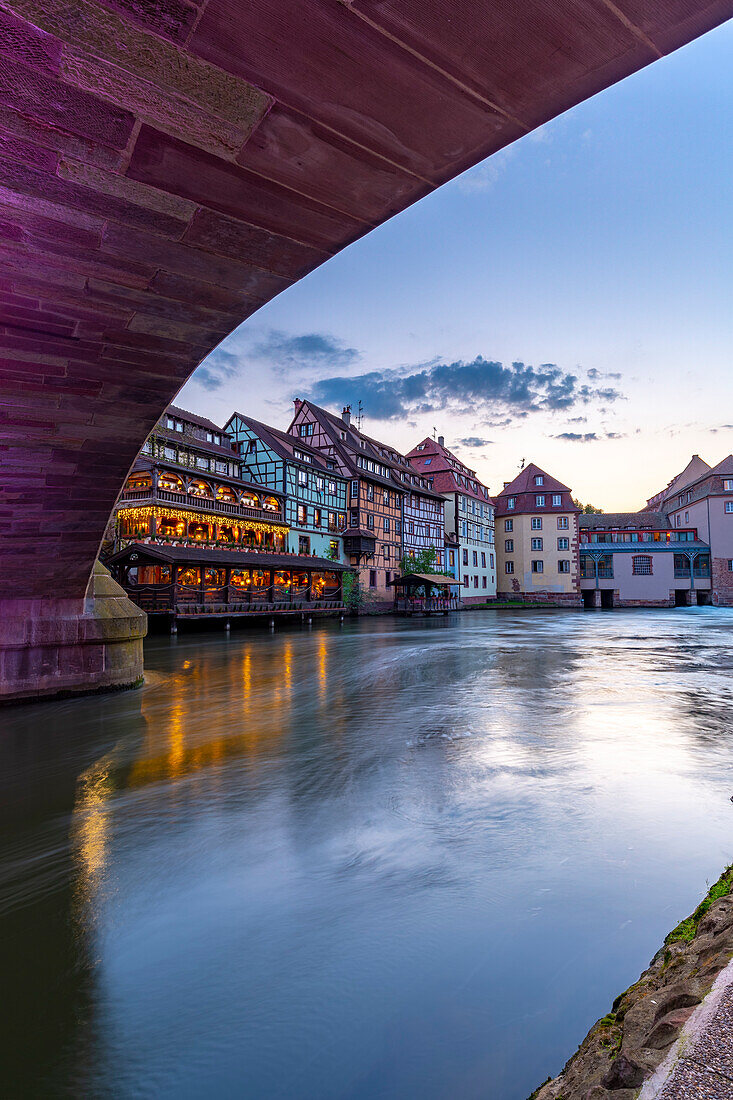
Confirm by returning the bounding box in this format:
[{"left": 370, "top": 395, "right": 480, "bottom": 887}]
[
  {"left": 406, "top": 436, "right": 492, "bottom": 502},
  {"left": 644, "top": 454, "right": 712, "bottom": 508},
  {"left": 167, "top": 404, "right": 223, "bottom": 434},
  {"left": 496, "top": 462, "right": 571, "bottom": 497},
  {"left": 227, "top": 412, "right": 337, "bottom": 473}
]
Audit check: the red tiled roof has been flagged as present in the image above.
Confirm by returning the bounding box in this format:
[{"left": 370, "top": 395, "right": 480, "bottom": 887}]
[
  {"left": 406, "top": 437, "right": 491, "bottom": 502},
  {"left": 497, "top": 462, "right": 571, "bottom": 497}
]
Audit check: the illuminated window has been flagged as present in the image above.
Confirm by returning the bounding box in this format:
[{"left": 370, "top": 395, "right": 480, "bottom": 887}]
[
  {"left": 262, "top": 496, "right": 279, "bottom": 512},
  {"left": 177, "top": 567, "right": 200, "bottom": 586},
  {"left": 557, "top": 517, "right": 569, "bottom": 529}
]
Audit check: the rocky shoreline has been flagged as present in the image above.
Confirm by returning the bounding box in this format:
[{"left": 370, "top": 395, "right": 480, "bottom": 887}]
[{"left": 529, "top": 866, "right": 733, "bottom": 1100}]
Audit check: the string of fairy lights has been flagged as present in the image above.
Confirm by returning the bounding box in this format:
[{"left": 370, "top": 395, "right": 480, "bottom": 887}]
[{"left": 116, "top": 506, "right": 289, "bottom": 537}]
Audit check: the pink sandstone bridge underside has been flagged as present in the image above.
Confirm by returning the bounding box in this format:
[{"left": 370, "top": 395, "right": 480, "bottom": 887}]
[{"left": 1, "top": 0, "right": 731, "bottom": 603}]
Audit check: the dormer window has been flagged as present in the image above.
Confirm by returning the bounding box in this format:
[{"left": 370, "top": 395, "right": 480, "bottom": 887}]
[
  {"left": 507, "top": 497, "right": 515, "bottom": 510},
  {"left": 535, "top": 475, "right": 544, "bottom": 486}
]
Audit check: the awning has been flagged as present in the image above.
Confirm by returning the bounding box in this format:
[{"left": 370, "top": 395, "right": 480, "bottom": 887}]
[
  {"left": 107, "top": 541, "right": 348, "bottom": 571},
  {"left": 389, "top": 572, "right": 458, "bottom": 587}
]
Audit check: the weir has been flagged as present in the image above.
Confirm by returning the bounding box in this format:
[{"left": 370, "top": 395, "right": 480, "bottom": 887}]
[{"left": 1, "top": 0, "right": 732, "bottom": 700}]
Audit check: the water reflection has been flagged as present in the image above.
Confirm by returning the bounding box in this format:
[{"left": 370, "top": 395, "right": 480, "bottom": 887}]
[{"left": 1, "top": 609, "right": 732, "bottom": 1099}]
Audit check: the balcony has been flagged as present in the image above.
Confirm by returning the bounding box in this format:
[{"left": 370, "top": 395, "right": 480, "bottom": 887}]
[{"left": 119, "top": 485, "right": 284, "bottom": 523}]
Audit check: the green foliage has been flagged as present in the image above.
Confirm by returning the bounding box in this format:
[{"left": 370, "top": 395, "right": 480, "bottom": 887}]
[
  {"left": 573, "top": 498, "right": 604, "bottom": 514},
  {"left": 399, "top": 545, "right": 441, "bottom": 575},
  {"left": 665, "top": 865, "right": 733, "bottom": 945},
  {"left": 342, "top": 572, "right": 365, "bottom": 613},
  {"left": 327, "top": 542, "right": 340, "bottom": 561}
]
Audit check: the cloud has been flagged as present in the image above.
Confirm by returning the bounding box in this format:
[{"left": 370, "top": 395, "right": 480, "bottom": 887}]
[
  {"left": 191, "top": 348, "right": 240, "bottom": 392},
  {"left": 587, "top": 367, "right": 622, "bottom": 380},
  {"left": 711, "top": 424, "right": 733, "bottom": 433},
  {"left": 554, "top": 431, "right": 625, "bottom": 442},
  {"left": 305, "top": 355, "right": 624, "bottom": 422},
  {"left": 455, "top": 147, "right": 515, "bottom": 194},
  {"left": 455, "top": 436, "right": 494, "bottom": 448},
  {"left": 250, "top": 330, "right": 360, "bottom": 372}
]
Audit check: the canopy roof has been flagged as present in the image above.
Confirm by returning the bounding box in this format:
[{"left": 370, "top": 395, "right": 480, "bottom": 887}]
[
  {"left": 108, "top": 542, "right": 348, "bottom": 572},
  {"left": 389, "top": 573, "right": 457, "bottom": 587}
]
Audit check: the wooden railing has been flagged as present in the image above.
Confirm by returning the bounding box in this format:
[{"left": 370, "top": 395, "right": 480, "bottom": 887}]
[
  {"left": 119, "top": 486, "right": 283, "bottom": 521},
  {"left": 394, "top": 596, "right": 460, "bottom": 613},
  {"left": 124, "top": 583, "right": 344, "bottom": 616}
]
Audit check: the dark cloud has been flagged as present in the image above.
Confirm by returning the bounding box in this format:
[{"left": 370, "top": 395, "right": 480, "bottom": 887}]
[
  {"left": 306, "top": 355, "right": 624, "bottom": 422},
  {"left": 711, "top": 424, "right": 733, "bottom": 433},
  {"left": 587, "top": 367, "right": 622, "bottom": 380},
  {"left": 554, "top": 431, "right": 625, "bottom": 442},
  {"left": 455, "top": 436, "right": 494, "bottom": 448},
  {"left": 251, "top": 330, "right": 360, "bottom": 372}
]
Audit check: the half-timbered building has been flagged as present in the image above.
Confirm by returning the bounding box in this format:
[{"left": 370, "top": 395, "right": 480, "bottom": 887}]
[
  {"left": 112, "top": 405, "right": 290, "bottom": 554},
  {"left": 224, "top": 413, "right": 348, "bottom": 561},
  {"left": 407, "top": 436, "right": 496, "bottom": 601}
]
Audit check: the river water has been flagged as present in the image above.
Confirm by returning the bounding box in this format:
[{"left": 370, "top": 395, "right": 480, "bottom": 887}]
[{"left": 2, "top": 609, "right": 732, "bottom": 1099}]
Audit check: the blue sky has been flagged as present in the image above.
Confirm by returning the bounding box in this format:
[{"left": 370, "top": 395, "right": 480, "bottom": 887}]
[{"left": 178, "top": 20, "right": 733, "bottom": 510}]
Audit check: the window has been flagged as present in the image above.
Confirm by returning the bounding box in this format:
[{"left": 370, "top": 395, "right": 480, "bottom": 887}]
[
  {"left": 505, "top": 561, "right": 514, "bottom": 574},
  {"left": 507, "top": 497, "right": 516, "bottom": 510},
  {"left": 328, "top": 480, "right": 337, "bottom": 495},
  {"left": 328, "top": 512, "right": 337, "bottom": 532},
  {"left": 329, "top": 539, "right": 339, "bottom": 559},
  {"left": 684, "top": 511, "right": 689, "bottom": 523},
  {"left": 463, "top": 576, "right": 469, "bottom": 588},
  {"left": 384, "top": 517, "right": 390, "bottom": 533},
  {"left": 175, "top": 420, "right": 183, "bottom": 432},
  {"left": 474, "top": 575, "right": 479, "bottom": 588},
  {"left": 481, "top": 552, "right": 486, "bottom": 567},
  {"left": 726, "top": 502, "right": 733, "bottom": 514},
  {"left": 297, "top": 504, "right": 307, "bottom": 524},
  {"left": 382, "top": 544, "right": 390, "bottom": 561},
  {"left": 298, "top": 422, "right": 314, "bottom": 437},
  {"left": 531, "top": 560, "right": 544, "bottom": 573},
  {"left": 535, "top": 495, "right": 545, "bottom": 507},
  {"left": 366, "top": 513, "right": 374, "bottom": 529},
  {"left": 367, "top": 484, "right": 374, "bottom": 501},
  {"left": 535, "top": 475, "right": 544, "bottom": 486},
  {"left": 473, "top": 551, "right": 478, "bottom": 566},
  {"left": 504, "top": 519, "right": 513, "bottom": 532},
  {"left": 298, "top": 469, "right": 308, "bottom": 488},
  {"left": 558, "top": 560, "right": 570, "bottom": 573},
  {"left": 298, "top": 535, "right": 310, "bottom": 555},
  {"left": 395, "top": 520, "right": 402, "bottom": 535},
  {"left": 557, "top": 537, "right": 569, "bottom": 551},
  {"left": 632, "top": 555, "right": 653, "bottom": 575},
  {"left": 448, "top": 550, "right": 455, "bottom": 567},
  {"left": 383, "top": 490, "right": 389, "bottom": 505},
  {"left": 351, "top": 479, "right": 359, "bottom": 499},
  {"left": 424, "top": 458, "right": 432, "bottom": 465},
  {"left": 552, "top": 494, "right": 562, "bottom": 507},
  {"left": 350, "top": 509, "right": 359, "bottom": 527},
  {"left": 462, "top": 549, "right": 468, "bottom": 565},
  {"left": 482, "top": 577, "right": 487, "bottom": 588},
  {"left": 728, "top": 560, "right": 733, "bottom": 571},
  {"left": 315, "top": 476, "right": 324, "bottom": 493},
  {"left": 557, "top": 517, "right": 569, "bottom": 530},
  {"left": 369, "top": 570, "right": 377, "bottom": 588},
  {"left": 531, "top": 538, "right": 543, "bottom": 550},
  {"left": 531, "top": 517, "right": 542, "bottom": 530},
  {"left": 313, "top": 508, "right": 321, "bottom": 527},
  {"left": 724, "top": 480, "right": 733, "bottom": 491}
]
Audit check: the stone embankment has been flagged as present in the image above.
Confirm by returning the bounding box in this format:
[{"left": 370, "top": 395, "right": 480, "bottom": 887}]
[{"left": 530, "top": 867, "right": 733, "bottom": 1100}]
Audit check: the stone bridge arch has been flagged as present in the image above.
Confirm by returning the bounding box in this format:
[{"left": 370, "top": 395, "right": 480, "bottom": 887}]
[{"left": 1, "top": 0, "right": 731, "bottom": 698}]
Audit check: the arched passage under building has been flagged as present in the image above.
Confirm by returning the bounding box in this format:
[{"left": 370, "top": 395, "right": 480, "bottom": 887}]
[{"left": 1, "top": 0, "right": 731, "bottom": 700}]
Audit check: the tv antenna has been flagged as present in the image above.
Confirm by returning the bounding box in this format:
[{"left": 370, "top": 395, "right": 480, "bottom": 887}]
[
  {"left": 356, "top": 400, "right": 364, "bottom": 431},
  {"left": 519, "top": 457, "right": 526, "bottom": 470}
]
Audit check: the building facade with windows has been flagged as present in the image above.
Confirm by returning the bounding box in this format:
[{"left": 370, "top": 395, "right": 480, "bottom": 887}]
[
  {"left": 495, "top": 463, "right": 580, "bottom": 604},
  {"left": 579, "top": 512, "right": 711, "bottom": 608},
  {"left": 224, "top": 413, "right": 348, "bottom": 561},
  {"left": 111, "top": 405, "right": 290, "bottom": 554},
  {"left": 642, "top": 454, "right": 733, "bottom": 606},
  {"left": 406, "top": 436, "right": 495, "bottom": 602},
  {"left": 288, "top": 400, "right": 407, "bottom": 605}
]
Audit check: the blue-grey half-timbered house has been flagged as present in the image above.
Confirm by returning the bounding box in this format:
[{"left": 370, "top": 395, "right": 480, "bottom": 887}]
[{"left": 225, "top": 413, "right": 348, "bottom": 561}]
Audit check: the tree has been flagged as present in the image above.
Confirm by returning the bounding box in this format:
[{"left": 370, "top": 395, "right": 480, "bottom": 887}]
[
  {"left": 398, "top": 545, "right": 440, "bottom": 575},
  {"left": 573, "top": 499, "right": 604, "bottom": 514},
  {"left": 342, "top": 572, "right": 365, "bottom": 613}
]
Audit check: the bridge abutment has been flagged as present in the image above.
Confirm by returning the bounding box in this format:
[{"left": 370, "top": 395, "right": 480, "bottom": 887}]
[{"left": 0, "top": 564, "right": 147, "bottom": 704}]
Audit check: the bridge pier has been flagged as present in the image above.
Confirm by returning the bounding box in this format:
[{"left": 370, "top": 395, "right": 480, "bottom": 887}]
[{"left": 0, "top": 564, "right": 147, "bottom": 704}]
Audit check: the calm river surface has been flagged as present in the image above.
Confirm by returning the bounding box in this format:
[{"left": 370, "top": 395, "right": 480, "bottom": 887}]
[{"left": 2, "top": 609, "right": 733, "bottom": 1099}]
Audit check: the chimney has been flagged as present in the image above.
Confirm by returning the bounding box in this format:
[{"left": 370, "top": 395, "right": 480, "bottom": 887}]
[
  {"left": 342, "top": 405, "right": 351, "bottom": 426},
  {"left": 293, "top": 398, "right": 302, "bottom": 411},
  {"left": 438, "top": 435, "right": 444, "bottom": 447}
]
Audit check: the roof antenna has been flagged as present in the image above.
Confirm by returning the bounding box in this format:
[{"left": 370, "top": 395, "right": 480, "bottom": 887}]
[
  {"left": 433, "top": 426, "right": 437, "bottom": 440},
  {"left": 356, "top": 400, "right": 364, "bottom": 431},
  {"left": 519, "top": 457, "right": 526, "bottom": 470}
]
